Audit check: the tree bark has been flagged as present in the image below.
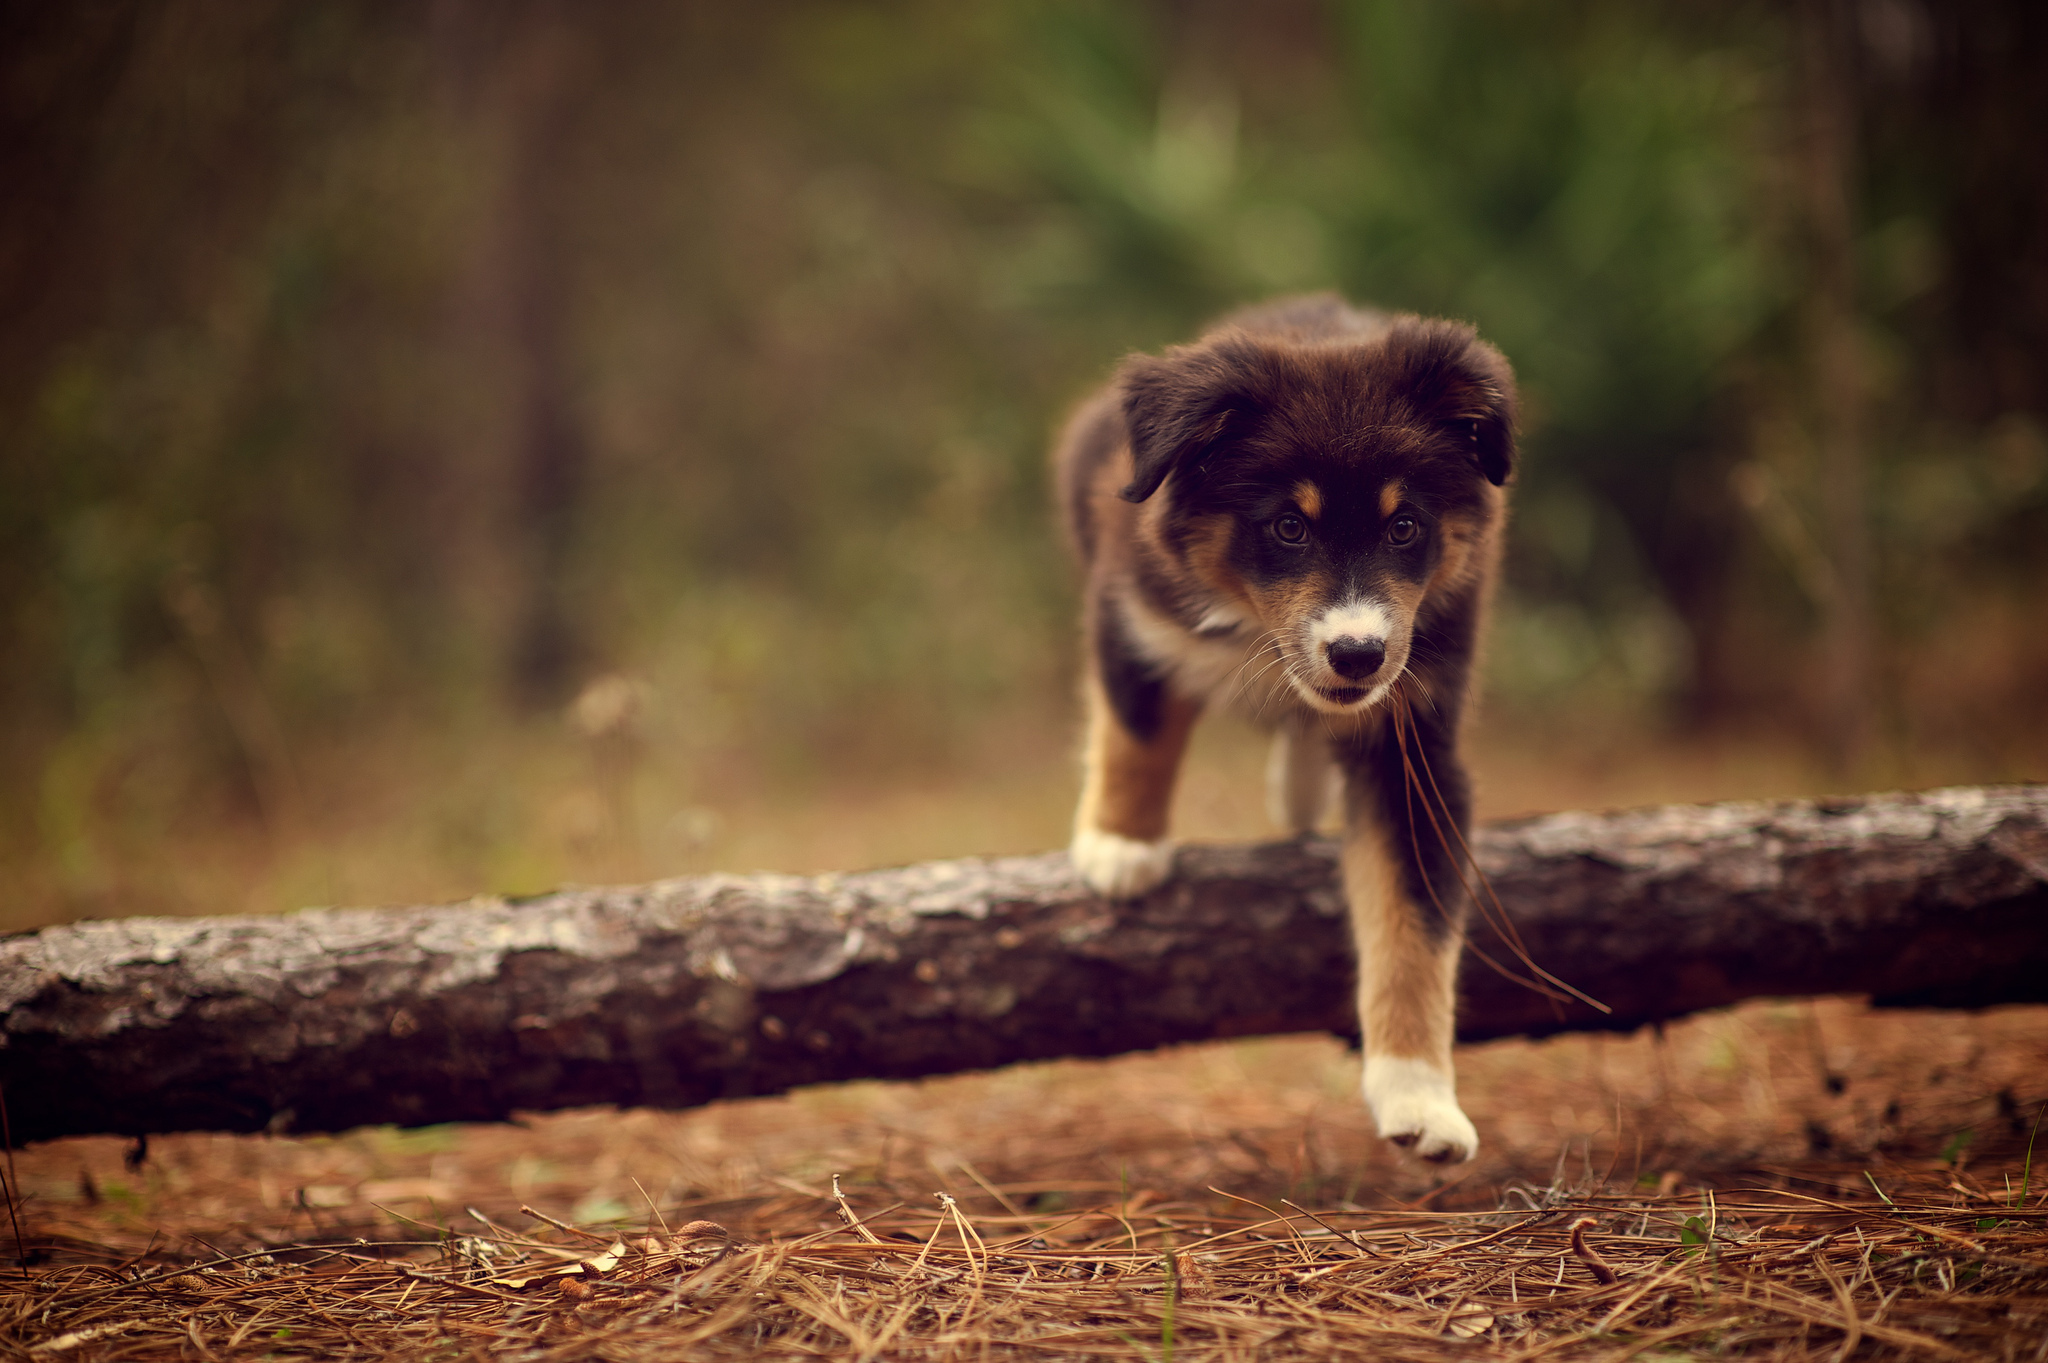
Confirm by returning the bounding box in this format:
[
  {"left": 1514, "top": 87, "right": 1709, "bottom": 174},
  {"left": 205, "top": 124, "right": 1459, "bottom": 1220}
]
[{"left": 3, "top": 785, "right": 2044, "bottom": 1146}]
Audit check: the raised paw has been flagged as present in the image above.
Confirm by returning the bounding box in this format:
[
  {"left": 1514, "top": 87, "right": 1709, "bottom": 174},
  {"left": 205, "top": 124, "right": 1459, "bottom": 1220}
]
[
  {"left": 1363, "top": 1056, "right": 1479, "bottom": 1164},
  {"left": 1070, "top": 827, "right": 1175, "bottom": 899}
]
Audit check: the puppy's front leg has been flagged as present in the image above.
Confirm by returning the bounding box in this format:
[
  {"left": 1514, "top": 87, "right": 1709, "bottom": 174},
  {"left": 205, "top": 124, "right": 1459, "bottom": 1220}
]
[
  {"left": 1071, "top": 672, "right": 1199, "bottom": 899},
  {"left": 1341, "top": 769, "right": 1478, "bottom": 1164}
]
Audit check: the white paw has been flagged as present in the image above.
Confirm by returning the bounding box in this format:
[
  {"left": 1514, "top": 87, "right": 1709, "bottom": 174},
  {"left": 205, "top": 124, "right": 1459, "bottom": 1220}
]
[
  {"left": 1070, "top": 827, "right": 1175, "bottom": 898},
  {"left": 1363, "top": 1056, "right": 1479, "bottom": 1164}
]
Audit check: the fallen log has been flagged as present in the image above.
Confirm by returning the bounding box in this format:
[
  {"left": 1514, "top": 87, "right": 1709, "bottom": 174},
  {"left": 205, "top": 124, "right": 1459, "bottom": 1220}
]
[{"left": 3, "top": 784, "right": 2045, "bottom": 1145}]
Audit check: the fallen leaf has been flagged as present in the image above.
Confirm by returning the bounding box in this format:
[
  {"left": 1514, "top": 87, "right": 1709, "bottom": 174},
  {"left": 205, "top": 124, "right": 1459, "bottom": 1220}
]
[{"left": 492, "top": 1240, "right": 626, "bottom": 1288}]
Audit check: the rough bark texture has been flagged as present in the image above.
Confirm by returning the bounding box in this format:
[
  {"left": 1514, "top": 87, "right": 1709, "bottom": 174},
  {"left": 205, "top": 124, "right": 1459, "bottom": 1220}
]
[{"left": 4, "top": 785, "right": 2045, "bottom": 1145}]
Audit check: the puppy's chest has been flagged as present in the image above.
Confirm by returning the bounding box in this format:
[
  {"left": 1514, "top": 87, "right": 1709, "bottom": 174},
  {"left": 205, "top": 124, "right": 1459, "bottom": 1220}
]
[{"left": 1119, "top": 595, "right": 1295, "bottom": 714}]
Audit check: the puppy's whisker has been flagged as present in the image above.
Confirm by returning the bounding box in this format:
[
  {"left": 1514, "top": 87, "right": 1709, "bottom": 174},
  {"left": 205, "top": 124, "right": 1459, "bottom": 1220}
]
[
  {"left": 1226, "top": 632, "right": 1287, "bottom": 682},
  {"left": 1250, "top": 656, "right": 1302, "bottom": 721},
  {"left": 1224, "top": 635, "right": 1291, "bottom": 708},
  {"left": 1229, "top": 654, "right": 1289, "bottom": 713}
]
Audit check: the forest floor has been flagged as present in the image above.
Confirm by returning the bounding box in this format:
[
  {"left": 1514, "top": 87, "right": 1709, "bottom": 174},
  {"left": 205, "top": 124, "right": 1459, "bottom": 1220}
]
[
  {"left": 8, "top": 998, "right": 2048, "bottom": 1359},
  {"left": 6, "top": 718, "right": 2048, "bottom": 1356}
]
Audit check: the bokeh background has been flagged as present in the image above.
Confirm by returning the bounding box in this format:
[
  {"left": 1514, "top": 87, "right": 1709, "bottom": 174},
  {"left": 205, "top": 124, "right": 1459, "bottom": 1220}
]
[{"left": 5, "top": 0, "right": 2044, "bottom": 930}]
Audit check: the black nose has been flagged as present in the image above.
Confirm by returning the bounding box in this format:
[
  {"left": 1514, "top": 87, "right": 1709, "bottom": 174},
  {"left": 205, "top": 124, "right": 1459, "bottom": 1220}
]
[{"left": 1326, "top": 636, "right": 1386, "bottom": 681}]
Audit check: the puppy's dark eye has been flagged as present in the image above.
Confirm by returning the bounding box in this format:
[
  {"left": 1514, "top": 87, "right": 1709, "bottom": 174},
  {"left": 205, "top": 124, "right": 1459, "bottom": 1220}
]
[
  {"left": 1273, "top": 514, "right": 1308, "bottom": 545},
  {"left": 1386, "top": 515, "right": 1421, "bottom": 546}
]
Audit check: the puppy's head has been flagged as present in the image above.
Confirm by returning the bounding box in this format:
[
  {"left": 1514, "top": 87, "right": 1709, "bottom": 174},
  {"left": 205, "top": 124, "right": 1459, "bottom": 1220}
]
[{"left": 1118, "top": 314, "right": 1515, "bottom": 715}]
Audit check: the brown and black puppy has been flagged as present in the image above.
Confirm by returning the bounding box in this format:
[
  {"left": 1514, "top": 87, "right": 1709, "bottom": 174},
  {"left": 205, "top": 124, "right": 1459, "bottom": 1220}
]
[{"left": 1056, "top": 293, "right": 1514, "bottom": 1164}]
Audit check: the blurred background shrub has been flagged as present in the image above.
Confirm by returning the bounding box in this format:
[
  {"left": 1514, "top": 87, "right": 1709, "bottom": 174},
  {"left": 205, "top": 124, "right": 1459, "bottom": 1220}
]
[{"left": 3, "top": 0, "right": 2043, "bottom": 926}]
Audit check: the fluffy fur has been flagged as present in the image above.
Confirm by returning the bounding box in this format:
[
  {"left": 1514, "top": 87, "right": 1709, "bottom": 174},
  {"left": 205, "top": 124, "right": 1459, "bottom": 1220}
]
[{"left": 1055, "top": 293, "right": 1515, "bottom": 1164}]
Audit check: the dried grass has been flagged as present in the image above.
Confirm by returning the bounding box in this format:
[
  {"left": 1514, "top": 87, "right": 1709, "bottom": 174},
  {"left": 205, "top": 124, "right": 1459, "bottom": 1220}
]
[
  {"left": 9, "top": 1166, "right": 2047, "bottom": 1360},
  {"left": 7, "top": 998, "right": 2048, "bottom": 1359}
]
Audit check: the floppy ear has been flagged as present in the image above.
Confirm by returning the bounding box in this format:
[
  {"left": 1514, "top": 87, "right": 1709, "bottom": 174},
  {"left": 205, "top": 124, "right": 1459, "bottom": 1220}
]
[
  {"left": 1382, "top": 319, "right": 1518, "bottom": 486},
  {"left": 1116, "top": 335, "right": 1270, "bottom": 503}
]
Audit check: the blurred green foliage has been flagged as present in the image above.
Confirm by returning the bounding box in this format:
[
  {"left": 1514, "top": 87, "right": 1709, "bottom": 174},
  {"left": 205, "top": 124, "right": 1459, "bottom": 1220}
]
[{"left": 2, "top": 1, "right": 2044, "bottom": 912}]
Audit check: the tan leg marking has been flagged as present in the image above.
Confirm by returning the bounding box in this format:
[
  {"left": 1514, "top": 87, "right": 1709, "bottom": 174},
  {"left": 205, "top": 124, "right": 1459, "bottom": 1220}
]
[
  {"left": 1076, "top": 680, "right": 1199, "bottom": 841},
  {"left": 1070, "top": 681, "right": 1201, "bottom": 897},
  {"left": 1344, "top": 815, "right": 1457, "bottom": 1059},
  {"left": 1343, "top": 802, "right": 1477, "bottom": 1162}
]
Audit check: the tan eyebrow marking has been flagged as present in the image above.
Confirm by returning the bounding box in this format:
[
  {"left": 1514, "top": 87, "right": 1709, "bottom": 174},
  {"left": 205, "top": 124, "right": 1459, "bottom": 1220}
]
[
  {"left": 1293, "top": 480, "right": 1324, "bottom": 519},
  {"left": 1379, "top": 480, "right": 1405, "bottom": 518}
]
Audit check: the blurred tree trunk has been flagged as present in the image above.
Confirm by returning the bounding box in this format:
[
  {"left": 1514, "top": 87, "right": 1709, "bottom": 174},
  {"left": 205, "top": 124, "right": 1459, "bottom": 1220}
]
[
  {"left": 433, "top": 0, "right": 591, "bottom": 710},
  {"left": 1910, "top": 0, "right": 2048, "bottom": 423},
  {"left": 1799, "top": 0, "right": 1875, "bottom": 773},
  {"left": 4, "top": 785, "right": 2043, "bottom": 1145},
  {"left": 500, "top": 4, "right": 590, "bottom": 709}
]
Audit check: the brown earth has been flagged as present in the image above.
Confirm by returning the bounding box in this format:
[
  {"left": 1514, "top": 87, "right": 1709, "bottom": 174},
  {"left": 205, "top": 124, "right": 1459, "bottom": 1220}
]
[
  {"left": 6, "top": 721, "right": 2046, "bottom": 1356},
  {"left": 7, "top": 996, "right": 2046, "bottom": 1358}
]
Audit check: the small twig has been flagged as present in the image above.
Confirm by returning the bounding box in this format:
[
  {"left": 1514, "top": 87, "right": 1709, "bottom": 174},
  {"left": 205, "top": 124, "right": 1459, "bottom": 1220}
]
[
  {"left": 520, "top": 1204, "right": 612, "bottom": 1243},
  {"left": 953, "top": 1157, "right": 1029, "bottom": 1221},
  {"left": 1206, "top": 1187, "right": 1313, "bottom": 1264},
  {"left": 936, "top": 1192, "right": 988, "bottom": 1275},
  {"left": 631, "top": 1178, "right": 671, "bottom": 1237},
  {"left": 1814, "top": 1248, "right": 1865, "bottom": 1363},
  {"left": 1568, "top": 1216, "right": 1620, "bottom": 1285},
  {"left": 831, "top": 1175, "right": 884, "bottom": 1245},
  {"left": 399, "top": 1267, "right": 525, "bottom": 1301},
  {"left": 1278, "top": 1200, "right": 1377, "bottom": 1257},
  {"left": 787, "top": 1200, "right": 909, "bottom": 1253}
]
